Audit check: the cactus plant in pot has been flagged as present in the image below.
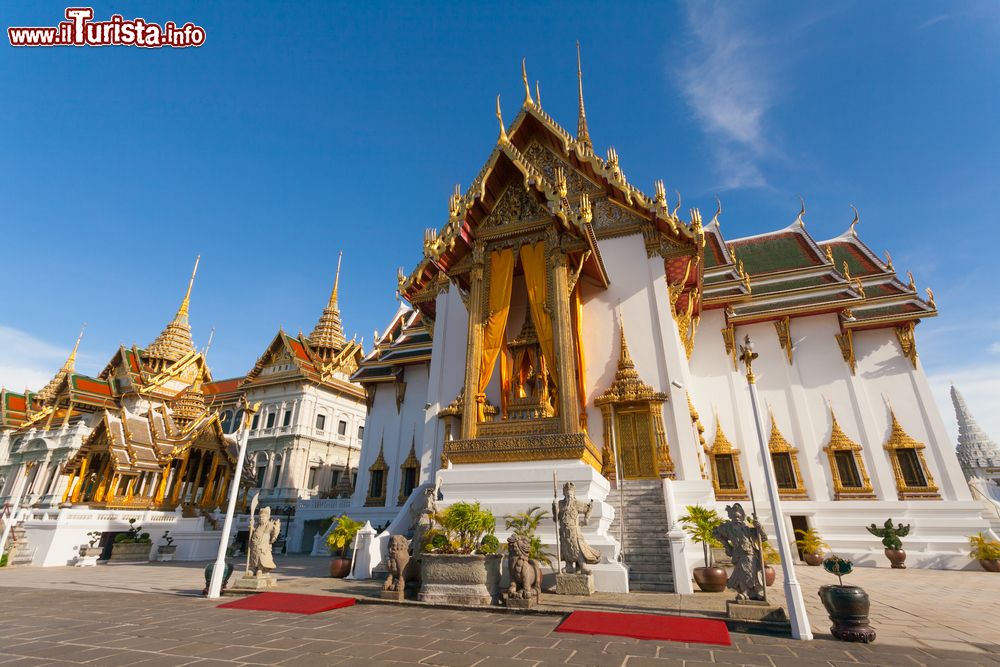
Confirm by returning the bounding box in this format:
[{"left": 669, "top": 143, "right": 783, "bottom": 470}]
[
  {"left": 794, "top": 528, "right": 828, "bottom": 566},
  {"left": 818, "top": 555, "right": 876, "bottom": 643},
  {"left": 418, "top": 501, "right": 499, "bottom": 605},
  {"left": 680, "top": 505, "right": 726, "bottom": 592},
  {"left": 326, "top": 515, "right": 363, "bottom": 577},
  {"left": 968, "top": 532, "right": 1000, "bottom": 572}
]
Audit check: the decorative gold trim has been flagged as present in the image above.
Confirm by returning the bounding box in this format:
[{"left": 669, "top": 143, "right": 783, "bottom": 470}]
[
  {"left": 835, "top": 327, "right": 856, "bottom": 375},
  {"left": 894, "top": 322, "right": 918, "bottom": 368},
  {"left": 767, "top": 414, "right": 808, "bottom": 499},
  {"left": 822, "top": 407, "right": 875, "bottom": 499},
  {"left": 706, "top": 413, "right": 747, "bottom": 500},
  {"left": 721, "top": 320, "right": 738, "bottom": 370},
  {"left": 444, "top": 432, "right": 601, "bottom": 471},
  {"left": 688, "top": 394, "right": 708, "bottom": 480},
  {"left": 883, "top": 408, "right": 939, "bottom": 499},
  {"left": 774, "top": 316, "right": 793, "bottom": 364}
]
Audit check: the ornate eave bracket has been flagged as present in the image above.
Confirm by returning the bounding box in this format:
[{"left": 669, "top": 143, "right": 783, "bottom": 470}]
[
  {"left": 894, "top": 321, "right": 918, "bottom": 368},
  {"left": 774, "top": 316, "right": 793, "bottom": 364}
]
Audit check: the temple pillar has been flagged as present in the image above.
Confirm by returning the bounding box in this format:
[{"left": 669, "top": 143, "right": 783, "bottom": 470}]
[
  {"left": 188, "top": 450, "right": 206, "bottom": 503},
  {"left": 460, "top": 244, "right": 486, "bottom": 439},
  {"left": 64, "top": 460, "right": 82, "bottom": 503},
  {"left": 201, "top": 454, "right": 220, "bottom": 507},
  {"left": 549, "top": 246, "right": 580, "bottom": 433},
  {"left": 214, "top": 469, "right": 232, "bottom": 507},
  {"left": 169, "top": 450, "right": 191, "bottom": 505},
  {"left": 154, "top": 465, "right": 171, "bottom": 505}
]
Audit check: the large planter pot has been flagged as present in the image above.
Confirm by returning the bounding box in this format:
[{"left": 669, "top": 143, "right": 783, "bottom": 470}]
[
  {"left": 884, "top": 548, "right": 906, "bottom": 569},
  {"left": 803, "top": 551, "right": 824, "bottom": 566},
  {"left": 109, "top": 542, "right": 152, "bottom": 563},
  {"left": 764, "top": 565, "right": 776, "bottom": 587},
  {"left": 818, "top": 585, "right": 876, "bottom": 643},
  {"left": 157, "top": 545, "right": 177, "bottom": 562},
  {"left": 203, "top": 561, "right": 234, "bottom": 595},
  {"left": 329, "top": 556, "right": 351, "bottom": 578},
  {"left": 692, "top": 566, "right": 727, "bottom": 593},
  {"left": 78, "top": 546, "right": 103, "bottom": 559},
  {"left": 418, "top": 553, "right": 492, "bottom": 606},
  {"left": 979, "top": 559, "right": 1000, "bottom": 573},
  {"left": 484, "top": 554, "right": 503, "bottom": 604}
]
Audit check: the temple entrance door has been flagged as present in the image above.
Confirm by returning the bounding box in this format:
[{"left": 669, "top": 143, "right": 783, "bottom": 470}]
[{"left": 615, "top": 409, "right": 658, "bottom": 479}]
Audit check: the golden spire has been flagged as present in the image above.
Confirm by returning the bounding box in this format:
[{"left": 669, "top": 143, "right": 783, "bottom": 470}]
[
  {"left": 36, "top": 324, "right": 86, "bottom": 405},
  {"left": 576, "top": 41, "right": 592, "bottom": 152},
  {"left": 145, "top": 257, "right": 200, "bottom": 367},
  {"left": 309, "top": 251, "right": 348, "bottom": 358},
  {"left": 522, "top": 58, "right": 534, "bottom": 107},
  {"left": 496, "top": 95, "right": 508, "bottom": 143}
]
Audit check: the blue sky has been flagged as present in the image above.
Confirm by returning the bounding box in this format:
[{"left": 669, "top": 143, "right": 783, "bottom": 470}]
[{"left": 2, "top": 1, "right": 998, "bottom": 439}]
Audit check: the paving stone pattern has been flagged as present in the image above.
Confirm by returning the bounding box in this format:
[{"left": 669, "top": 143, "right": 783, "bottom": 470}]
[{"left": 1, "top": 587, "right": 999, "bottom": 667}]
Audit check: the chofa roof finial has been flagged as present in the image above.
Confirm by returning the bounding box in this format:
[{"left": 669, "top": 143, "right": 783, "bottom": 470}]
[
  {"left": 795, "top": 196, "right": 806, "bottom": 228},
  {"left": 521, "top": 58, "right": 534, "bottom": 107},
  {"left": 496, "top": 95, "right": 507, "bottom": 143},
  {"left": 849, "top": 205, "right": 860, "bottom": 236}
]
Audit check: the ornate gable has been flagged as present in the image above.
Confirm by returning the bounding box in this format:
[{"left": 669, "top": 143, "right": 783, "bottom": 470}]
[{"left": 523, "top": 142, "right": 602, "bottom": 200}]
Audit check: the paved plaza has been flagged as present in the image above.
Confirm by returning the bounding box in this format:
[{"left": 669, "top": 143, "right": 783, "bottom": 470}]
[{"left": 0, "top": 557, "right": 998, "bottom": 666}]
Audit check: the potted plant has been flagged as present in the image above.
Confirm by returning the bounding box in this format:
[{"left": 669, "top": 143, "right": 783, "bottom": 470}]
[
  {"left": 866, "top": 519, "right": 909, "bottom": 569},
  {"left": 794, "top": 528, "right": 828, "bottom": 566},
  {"left": 818, "top": 555, "right": 876, "bottom": 643},
  {"left": 326, "top": 515, "right": 363, "bottom": 577},
  {"left": 504, "top": 507, "right": 554, "bottom": 568},
  {"left": 762, "top": 541, "right": 779, "bottom": 586},
  {"left": 157, "top": 531, "right": 177, "bottom": 561},
  {"left": 418, "top": 501, "right": 498, "bottom": 605},
  {"left": 679, "top": 505, "right": 726, "bottom": 592},
  {"left": 79, "top": 531, "right": 103, "bottom": 559},
  {"left": 109, "top": 519, "right": 153, "bottom": 562},
  {"left": 969, "top": 532, "right": 1000, "bottom": 572}
]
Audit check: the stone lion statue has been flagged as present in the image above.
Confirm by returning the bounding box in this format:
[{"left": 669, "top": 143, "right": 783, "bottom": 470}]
[
  {"left": 383, "top": 534, "right": 411, "bottom": 592},
  {"left": 506, "top": 535, "right": 543, "bottom": 601}
]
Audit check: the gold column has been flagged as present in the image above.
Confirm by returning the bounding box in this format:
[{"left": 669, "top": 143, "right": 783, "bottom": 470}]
[
  {"left": 93, "top": 457, "right": 113, "bottom": 502},
  {"left": 200, "top": 454, "right": 220, "bottom": 507},
  {"left": 169, "top": 450, "right": 191, "bottom": 505},
  {"left": 460, "top": 244, "right": 486, "bottom": 439},
  {"left": 63, "top": 462, "right": 80, "bottom": 504},
  {"left": 154, "top": 465, "right": 171, "bottom": 505},
  {"left": 214, "top": 469, "right": 232, "bottom": 507},
  {"left": 188, "top": 451, "right": 206, "bottom": 504},
  {"left": 549, "top": 246, "right": 580, "bottom": 433}
]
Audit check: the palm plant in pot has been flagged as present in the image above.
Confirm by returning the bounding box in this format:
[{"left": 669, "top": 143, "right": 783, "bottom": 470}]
[
  {"left": 505, "top": 507, "right": 554, "bottom": 569},
  {"left": 968, "top": 532, "right": 1000, "bottom": 572},
  {"left": 419, "top": 501, "right": 499, "bottom": 605},
  {"left": 326, "top": 515, "right": 363, "bottom": 577},
  {"left": 794, "top": 528, "right": 828, "bottom": 565},
  {"left": 762, "top": 541, "right": 780, "bottom": 586},
  {"left": 818, "top": 555, "right": 876, "bottom": 643},
  {"left": 680, "top": 505, "right": 725, "bottom": 592}
]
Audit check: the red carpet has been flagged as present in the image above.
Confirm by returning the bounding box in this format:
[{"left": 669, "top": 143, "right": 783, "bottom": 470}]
[
  {"left": 217, "top": 592, "right": 356, "bottom": 615},
  {"left": 556, "top": 610, "right": 731, "bottom": 646}
]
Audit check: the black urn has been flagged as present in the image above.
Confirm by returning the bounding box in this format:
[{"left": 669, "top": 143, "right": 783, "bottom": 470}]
[{"left": 818, "top": 584, "right": 876, "bottom": 643}]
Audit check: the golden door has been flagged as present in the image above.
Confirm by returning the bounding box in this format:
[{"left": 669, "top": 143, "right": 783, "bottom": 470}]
[{"left": 615, "top": 409, "right": 658, "bottom": 479}]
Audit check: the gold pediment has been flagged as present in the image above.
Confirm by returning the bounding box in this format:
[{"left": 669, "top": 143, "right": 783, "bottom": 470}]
[
  {"left": 483, "top": 181, "right": 549, "bottom": 228},
  {"left": 523, "top": 142, "right": 602, "bottom": 200}
]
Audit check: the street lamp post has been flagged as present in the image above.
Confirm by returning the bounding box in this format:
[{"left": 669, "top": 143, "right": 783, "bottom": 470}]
[
  {"left": 738, "top": 335, "right": 813, "bottom": 641},
  {"left": 206, "top": 400, "right": 259, "bottom": 599}
]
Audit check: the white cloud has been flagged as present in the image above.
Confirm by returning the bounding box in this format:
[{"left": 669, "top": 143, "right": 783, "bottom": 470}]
[
  {"left": 676, "top": 2, "right": 776, "bottom": 190},
  {"left": 0, "top": 325, "right": 75, "bottom": 393},
  {"left": 989, "top": 342, "right": 1000, "bottom": 355},
  {"left": 927, "top": 362, "right": 1000, "bottom": 447}
]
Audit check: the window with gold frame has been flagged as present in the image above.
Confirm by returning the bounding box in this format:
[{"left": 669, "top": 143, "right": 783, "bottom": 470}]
[
  {"left": 767, "top": 414, "right": 808, "bottom": 499},
  {"left": 822, "top": 408, "right": 875, "bottom": 499},
  {"left": 365, "top": 442, "right": 388, "bottom": 507},
  {"left": 883, "top": 409, "right": 939, "bottom": 500},
  {"left": 397, "top": 439, "right": 420, "bottom": 505},
  {"left": 706, "top": 415, "right": 747, "bottom": 500}
]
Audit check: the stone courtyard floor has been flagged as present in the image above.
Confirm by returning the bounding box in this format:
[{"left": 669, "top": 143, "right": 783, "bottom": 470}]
[{"left": 0, "top": 556, "right": 998, "bottom": 666}]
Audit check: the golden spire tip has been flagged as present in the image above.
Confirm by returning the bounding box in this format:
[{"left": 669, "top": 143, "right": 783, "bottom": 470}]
[
  {"left": 575, "top": 41, "right": 592, "bottom": 151},
  {"left": 496, "top": 94, "right": 508, "bottom": 143},
  {"left": 330, "top": 250, "right": 343, "bottom": 307},
  {"left": 176, "top": 255, "right": 200, "bottom": 322},
  {"left": 521, "top": 58, "right": 534, "bottom": 107}
]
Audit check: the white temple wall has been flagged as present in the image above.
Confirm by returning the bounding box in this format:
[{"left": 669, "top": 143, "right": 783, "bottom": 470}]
[
  {"left": 422, "top": 286, "right": 467, "bottom": 477},
  {"left": 584, "top": 233, "right": 702, "bottom": 479}
]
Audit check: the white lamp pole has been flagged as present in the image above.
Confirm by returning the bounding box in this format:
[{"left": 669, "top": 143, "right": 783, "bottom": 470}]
[
  {"left": 207, "top": 400, "right": 259, "bottom": 599},
  {"left": 0, "top": 461, "right": 36, "bottom": 562},
  {"left": 738, "top": 335, "right": 813, "bottom": 641}
]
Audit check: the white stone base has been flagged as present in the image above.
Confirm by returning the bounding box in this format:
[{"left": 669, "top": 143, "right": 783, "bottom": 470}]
[
  {"left": 436, "top": 459, "right": 630, "bottom": 593},
  {"left": 73, "top": 555, "right": 98, "bottom": 567}
]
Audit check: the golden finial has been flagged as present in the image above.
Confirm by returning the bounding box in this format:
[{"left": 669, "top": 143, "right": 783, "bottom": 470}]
[
  {"left": 606, "top": 146, "right": 618, "bottom": 166},
  {"left": 535, "top": 80, "right": 542, "bottom": 108},
  {"left": 925, "top": 287, "right": 935, "bottom": 307},
  {"left": 671, "top": 190, "right": 682, "bottom": 218},
  {"left": 65, "top": 323, "right": 86, "bottom": 371},
  {"left": 654, "top": 180, "right": 666, "bottom": 209},
  {"left": 842, "top": 260, "right": 853, "bottom": 282},
  {"left": 795, "top": 196, "right": 806, "bottom": 228},
  {"left": 448, "top": 183, "right": 461, "bottom": 218},
  {"left": 555, "top": 167, "right": 568, "bottom": 197},
  {"left": 575, "top": 41, "right": 592, "bottom": 152},
  {"left": 496, "top": 95, "right": 507, "bottom": 143},
  {"left": 521, "top": 58, "right": 534, "bottom": 107},
  {"left": 854, "top": 277, "right": 866, "bottom": 298},
  {"left": 710, "top": 195, "right": 722, "bottom": 226},
  {"left": 825, "top": 245, "right": 834, "bottom": 264},
  {"left": 907, "top": 270, "right": 916, "bottom": 291},
  {"left": 849, "top": 205, "right": 860, "bottom": 236},
  {"left": 329, "top": 251, "right": 343, "bottom": 309},
  {"left": 176, "top": 255, "right": 200, "bottom": 324},
  {"left": 883, "top": 250, "right": 894, "bottom": 271},
  {"left": 578, "top": 193, "right": 592, "bottom": 222}
]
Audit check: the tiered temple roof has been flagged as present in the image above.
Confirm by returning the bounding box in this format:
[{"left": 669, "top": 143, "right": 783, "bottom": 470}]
[{"left": 352, "top": 305, "right": 433, "bottom": 385}]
